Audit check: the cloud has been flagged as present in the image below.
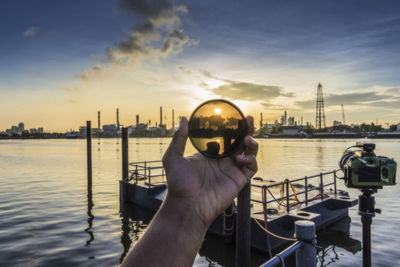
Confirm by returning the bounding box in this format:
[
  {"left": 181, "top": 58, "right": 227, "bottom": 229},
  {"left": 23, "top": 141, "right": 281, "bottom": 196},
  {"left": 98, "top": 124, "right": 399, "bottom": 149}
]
[
  {"left": 199, "top": 71, "right": 294, "bottom": 106},
  {"left": 295, "top": 86, "right": 400, "bottom": 110},
  {"left": 77, "top": 0, "right": 196, "bottom": 81},
  {"left": 23, "top": 26, "right": 39, "bottom": 37}
]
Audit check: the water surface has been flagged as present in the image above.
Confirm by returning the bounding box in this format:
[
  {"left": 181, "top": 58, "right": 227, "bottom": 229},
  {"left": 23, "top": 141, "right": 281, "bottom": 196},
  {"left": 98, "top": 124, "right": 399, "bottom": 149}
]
[{"left": 0, "top": 138, "right": 399, "bottom": 266}]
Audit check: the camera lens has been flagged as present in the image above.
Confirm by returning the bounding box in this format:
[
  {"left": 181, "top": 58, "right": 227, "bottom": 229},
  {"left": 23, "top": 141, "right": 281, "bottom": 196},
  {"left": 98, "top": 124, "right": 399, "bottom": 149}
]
[{"left": 188, "top": 99, "right": 247, "bottom": 158}]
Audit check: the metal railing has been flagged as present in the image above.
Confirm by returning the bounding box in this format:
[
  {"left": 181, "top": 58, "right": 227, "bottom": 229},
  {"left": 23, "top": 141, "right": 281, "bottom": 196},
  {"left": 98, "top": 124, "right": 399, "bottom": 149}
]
[
  {"left": 128, "top": 160, "right": 166, "bottom": 188},
  {"left": 259, "top": 220, "right": 316, "bottom": 267},
  {"left": 251, "top": 169, "right": 339, "bottom": 213},
  {"left": 128, "top": 160, "right": 341, "bottom": 212}
]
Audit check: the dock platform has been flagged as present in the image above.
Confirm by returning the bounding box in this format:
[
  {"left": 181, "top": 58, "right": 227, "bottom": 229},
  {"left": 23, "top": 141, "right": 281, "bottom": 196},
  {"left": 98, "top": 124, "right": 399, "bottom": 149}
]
[{"left": 120, "top": 161, "right": 358, "bottom": 254}]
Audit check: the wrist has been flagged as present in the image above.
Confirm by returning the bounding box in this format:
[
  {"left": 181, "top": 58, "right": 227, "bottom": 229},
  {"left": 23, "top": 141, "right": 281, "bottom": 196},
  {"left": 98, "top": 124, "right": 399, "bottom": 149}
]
[{"left": 161, "top": 194, "right": 211, "bottom": 237}]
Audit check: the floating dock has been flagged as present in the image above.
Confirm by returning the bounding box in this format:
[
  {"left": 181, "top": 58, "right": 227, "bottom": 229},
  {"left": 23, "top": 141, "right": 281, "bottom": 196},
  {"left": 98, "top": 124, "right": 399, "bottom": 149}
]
[{"left": 120, "top": 161, "right": 358, "bottom": 254}]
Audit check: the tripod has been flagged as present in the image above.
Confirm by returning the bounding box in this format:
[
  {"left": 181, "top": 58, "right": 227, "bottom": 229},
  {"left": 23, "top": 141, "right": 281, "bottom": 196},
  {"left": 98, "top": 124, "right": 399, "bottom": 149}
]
[{"left": 358, "top": 188, "right": 381, "bottom": 267}]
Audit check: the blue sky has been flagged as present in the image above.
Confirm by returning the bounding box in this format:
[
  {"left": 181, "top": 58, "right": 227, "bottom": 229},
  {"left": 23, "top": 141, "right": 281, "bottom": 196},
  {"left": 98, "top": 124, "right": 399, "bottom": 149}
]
[{"left": 1, "top": 0, "right": 399, "bottom": 131}]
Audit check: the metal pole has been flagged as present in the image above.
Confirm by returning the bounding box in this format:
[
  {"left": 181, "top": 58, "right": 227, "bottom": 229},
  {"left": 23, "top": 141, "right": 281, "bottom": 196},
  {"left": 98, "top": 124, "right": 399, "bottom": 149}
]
[
  {"left": 295, "top": 220, "right": 316, "bottom": 267},
  {"left": 333, "top": 170, "right": 337, "bottom": 195},
  {"left": 286, "top": 180, "right": 290, "bottom": 213},
  {"left": 320, "top": 173, "right": 324, "bottom": 200},
  {"left": 263, "top": 186, "right": 272, "bottom": 258},
  {"left": 122, "top": 127, "right": 129, "bottom": 181},
  {"left": 304, "top": 176, "right": 308, "bottom": 206},
  {"left": 223, "top": 203, "right": 234, "bottom": 244},
  {"left": 86, "top": 121, "right": 92, "bottom": 187},
  {"left": 362, "top": 215, "right": 372, "bottom": 267},
  {"left": 236, "top": 182, "right": 251, "bottom": 267},
  {"left": 120, "top": 127, "right": 129, "bottom": 209}
]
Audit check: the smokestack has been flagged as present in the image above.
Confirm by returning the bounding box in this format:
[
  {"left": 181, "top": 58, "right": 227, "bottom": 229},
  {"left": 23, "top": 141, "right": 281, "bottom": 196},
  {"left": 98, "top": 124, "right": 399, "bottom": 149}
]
[
  {"left": 98, "top": 111, "right": 101, "bottom": 130},
  {"left": 136, "top": 114, "right": 139, "bottom": 126},
  {"left": 172, "top": 109, "right": 175, "bottom": 129},
  {"left": 117, "top": 108, "right": 120, "bottom": 130},
  {"left": 160, "top": 106, "right": 163, "bottom": 127},
  {"left": 260, "top": 112, "right": 263, "bottom": 129},
  {"left": 284, "top": 111, "right": 287, "bottom": 126}
]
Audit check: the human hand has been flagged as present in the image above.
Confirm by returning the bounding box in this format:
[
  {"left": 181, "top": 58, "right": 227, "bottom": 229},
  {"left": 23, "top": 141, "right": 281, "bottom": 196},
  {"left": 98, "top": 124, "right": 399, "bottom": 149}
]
[{"left": 162, "top": 116, "right": 258, "bottom": 228}]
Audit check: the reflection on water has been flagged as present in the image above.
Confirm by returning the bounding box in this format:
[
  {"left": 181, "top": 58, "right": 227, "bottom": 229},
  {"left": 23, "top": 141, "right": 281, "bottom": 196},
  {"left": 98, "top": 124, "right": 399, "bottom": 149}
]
[
  {"left": 85, "top": 184, "right": 94, "bottom": 247},
  {"left": 0, "top": 138, "right": 399, "bottom": 266}
]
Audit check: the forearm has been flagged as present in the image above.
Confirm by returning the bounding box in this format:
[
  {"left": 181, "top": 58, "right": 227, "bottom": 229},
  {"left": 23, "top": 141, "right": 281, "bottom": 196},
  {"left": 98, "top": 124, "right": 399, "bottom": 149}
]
[{"left": 122, "top": 195, "right": 210, "bottom": 267}]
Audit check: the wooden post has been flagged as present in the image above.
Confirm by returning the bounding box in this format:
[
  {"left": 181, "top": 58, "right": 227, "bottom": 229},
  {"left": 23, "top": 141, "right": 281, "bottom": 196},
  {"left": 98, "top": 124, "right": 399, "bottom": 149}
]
[
  {"left": 122, "top": 127, "right": 129, "bottom": 181},
  {"left": 120, "top": 127, "right": 129, "bottom": 209},
  {"left": 236, "top": 182, "right": 251, "bottom": 267},
  {"left": 86, "top": 121, "right": 92, "bottom": 187}
]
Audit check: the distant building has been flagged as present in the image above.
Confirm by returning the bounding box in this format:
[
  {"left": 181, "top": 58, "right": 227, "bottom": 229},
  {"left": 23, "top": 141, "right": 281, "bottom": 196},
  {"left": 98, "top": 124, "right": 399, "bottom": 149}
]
[
  {"left": 282, "top": 126, "right": 300, "bottom": 135},
  {"left": 132, "top": 123, "right": 148, "bottom": 136},
  {"left": 18, "top": 122, "right": 24, "bottom": 133},
  {"left": 333, "top": 120, "right": 342, "bottom": 127},
  {"left": 11, "top": 126, "right": 18, "bottom": 134},
  {"left": 30, "top": 128, "right": 38, "bottom": 134},
  {"left": 38, "top": 127, "right": 44, "bottom": 134},
  {"left": 103, "top": 124, "right": 117, "bottom": 132},
  {"left": 397, "top": 123, "right": 400, "bottom": 132},
  {"left": 263, "top": 124, "right": 275, "bottom": 133},
  {"left": 148, "top": 126, "right": 165, "bottom": 137},
  {"left": 79, "top": 126, "right": 87, "bottom": 137}
]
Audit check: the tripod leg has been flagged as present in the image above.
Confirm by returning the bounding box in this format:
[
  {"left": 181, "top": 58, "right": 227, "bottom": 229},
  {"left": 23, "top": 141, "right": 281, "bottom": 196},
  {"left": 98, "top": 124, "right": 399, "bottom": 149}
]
[{"left": 361, "top": 215, "right": 372, "bottom": 267}]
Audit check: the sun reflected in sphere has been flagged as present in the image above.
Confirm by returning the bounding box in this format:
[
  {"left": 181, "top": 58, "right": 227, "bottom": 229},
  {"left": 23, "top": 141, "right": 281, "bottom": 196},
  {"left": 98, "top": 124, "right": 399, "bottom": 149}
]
[{"left": 189, "top": 99, "right": 247, "bottom": 158}]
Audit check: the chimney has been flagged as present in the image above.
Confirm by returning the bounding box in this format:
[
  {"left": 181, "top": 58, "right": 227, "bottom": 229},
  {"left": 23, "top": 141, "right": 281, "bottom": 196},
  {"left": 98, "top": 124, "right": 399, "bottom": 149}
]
[
  {"left": 98, "top": 111, "right": 101, "bottom": 130},
  {"left": 172, "top": 109, "right": 175, "bottom": 129},
  {"left": 136, "top": 114, "right": 139, "bottom": 126},
  {"left": 117, "top": 108, "right": 120, "bottom": 130},
  {"left": 260, "top": 112, "right": 263, "bottom": 129},
  {"left": 284, "top": 110, "right": 287, "bottom": 126},
  {"left": 160, "top": 106, "right": 163, "bottom": 127}
]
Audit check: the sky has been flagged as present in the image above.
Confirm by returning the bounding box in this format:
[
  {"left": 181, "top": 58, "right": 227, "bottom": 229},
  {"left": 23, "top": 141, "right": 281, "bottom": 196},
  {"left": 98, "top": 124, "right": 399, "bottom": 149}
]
[{"left": 1, "top": 0, "right": 400, "bottom": 131}]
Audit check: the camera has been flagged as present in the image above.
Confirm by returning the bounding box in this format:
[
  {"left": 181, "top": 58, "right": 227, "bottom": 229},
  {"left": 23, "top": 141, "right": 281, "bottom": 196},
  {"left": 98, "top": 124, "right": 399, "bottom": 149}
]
[{"left": 339, "top": 141, "right": 397, "bottom": 189}]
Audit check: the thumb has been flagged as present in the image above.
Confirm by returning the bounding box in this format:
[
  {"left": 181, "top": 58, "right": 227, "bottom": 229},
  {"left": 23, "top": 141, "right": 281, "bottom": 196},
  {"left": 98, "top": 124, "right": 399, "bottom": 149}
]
[{"left": 164, "top": 117, "right": 189, "bottom": 161}]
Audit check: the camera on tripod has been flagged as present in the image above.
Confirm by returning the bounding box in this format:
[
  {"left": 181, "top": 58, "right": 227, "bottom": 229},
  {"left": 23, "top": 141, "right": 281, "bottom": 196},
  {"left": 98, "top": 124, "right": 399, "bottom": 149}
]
[{"left": 339, "top": 141, "right": 397, "bottom": 189}]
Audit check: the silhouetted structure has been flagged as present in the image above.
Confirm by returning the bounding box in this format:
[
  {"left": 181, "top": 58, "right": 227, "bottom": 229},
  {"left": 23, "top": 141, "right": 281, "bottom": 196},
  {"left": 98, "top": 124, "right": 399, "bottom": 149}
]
[
  {"left": 316, "top": 83, "right": 326, "bottom": 129},
  {"left": 341, "top": 104, "right": 346, "bottom": 124},
  {"left": 117, "top": 108, "right": 120, "bottom": 131}
]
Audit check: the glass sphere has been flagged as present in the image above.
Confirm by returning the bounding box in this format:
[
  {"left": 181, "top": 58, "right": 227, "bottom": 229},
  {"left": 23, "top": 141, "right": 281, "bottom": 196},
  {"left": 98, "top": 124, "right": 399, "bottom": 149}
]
[{"left": 189, "top": 99, "right": 247, "bottom": 158}]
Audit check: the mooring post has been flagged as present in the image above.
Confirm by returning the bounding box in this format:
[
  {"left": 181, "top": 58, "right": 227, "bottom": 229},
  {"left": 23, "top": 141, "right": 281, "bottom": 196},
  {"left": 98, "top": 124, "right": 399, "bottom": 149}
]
[
  {"left": 223, "top": 203, "right": 234, "bottom": 244},
  {"left": 320, "top": 173, "right": 324, "bottom": 200},
  {"left": 86, "top": 121, "right": 92, "bottom": 187},
  {"left": 286, "top": 179, "right": 290, "bottom": 213},
  {"left": 333, "top": 170, "right": 337, "bottom": 195},
  {"left": 236, "top": 182, "right": 251, "bottom": 267},
  {"left": 120, "top": 127, "right": 129, "bottom": 208},
  {"left": 122, "top": 127, "right": 129, "bottom": 181},
  {"left": 295, "top": 220, "right": 316, "bottom": 267},
  {"left": 304, "top": 176, "right": 308, "bottom": 206}
]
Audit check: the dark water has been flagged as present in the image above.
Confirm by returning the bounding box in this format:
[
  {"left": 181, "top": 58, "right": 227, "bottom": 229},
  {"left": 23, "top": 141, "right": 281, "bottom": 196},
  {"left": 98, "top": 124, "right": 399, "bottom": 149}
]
[{"left": 0, "top": 138, "right": 399, "bottom": 266}]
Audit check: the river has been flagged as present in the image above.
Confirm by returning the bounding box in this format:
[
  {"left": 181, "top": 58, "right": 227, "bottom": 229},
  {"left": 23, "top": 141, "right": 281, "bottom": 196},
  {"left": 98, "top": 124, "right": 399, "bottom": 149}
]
[{"left": 0, "top": 138, "right": 399, "bottom": 266}]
